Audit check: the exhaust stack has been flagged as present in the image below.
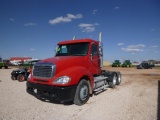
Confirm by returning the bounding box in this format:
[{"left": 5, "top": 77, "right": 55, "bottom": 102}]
[
  {"left": 99, "top": 32, "right": 103, "bottom": 68},
  {"left": 73, "top": 36, "right": 76, "bottom": 40}
]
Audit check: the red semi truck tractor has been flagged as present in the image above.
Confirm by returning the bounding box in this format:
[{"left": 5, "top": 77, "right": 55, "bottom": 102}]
[{"left": 27, "top": 33, "right": 122, "bottom": 106}]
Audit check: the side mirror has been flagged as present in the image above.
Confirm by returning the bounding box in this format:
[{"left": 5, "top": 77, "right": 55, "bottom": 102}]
[
  {"left": 90, "top": 54, "right": 93, "bottom": 60},
  {"left": 54, "top": 45, "right": 59, "bottom": 56}
]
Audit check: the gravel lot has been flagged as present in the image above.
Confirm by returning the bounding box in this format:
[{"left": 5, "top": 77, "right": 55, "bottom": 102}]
[{"left": 0, "top": 67, "right": 160, "bottom": 120}]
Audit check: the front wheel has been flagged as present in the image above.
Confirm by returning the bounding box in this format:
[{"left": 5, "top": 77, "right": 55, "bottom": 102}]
[
  {"left": 5, "top": 66, "right": 8, "bottom": 69},
  {"left": 17, "top": 74, "right": 26, "bottom": 82},
  {"left": 11, "top": 76, "right": 16, "bottom": 80},
  {"left": 73, "top": 79, "right": 90, "bottom": 106}
]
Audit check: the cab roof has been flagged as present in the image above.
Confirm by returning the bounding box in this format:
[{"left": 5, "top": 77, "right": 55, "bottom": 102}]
[{"left": 58, "top": 38, "right": 98, "bottom": 45}]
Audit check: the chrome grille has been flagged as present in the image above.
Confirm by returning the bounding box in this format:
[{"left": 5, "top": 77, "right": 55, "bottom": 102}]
[{"left": 33, "top": 62, "right": 56, "bottom": 78}]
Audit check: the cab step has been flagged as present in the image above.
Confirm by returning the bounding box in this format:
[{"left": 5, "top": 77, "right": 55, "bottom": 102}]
[{"left": 93, "top": 84, "right": 109, "bottom": 92}]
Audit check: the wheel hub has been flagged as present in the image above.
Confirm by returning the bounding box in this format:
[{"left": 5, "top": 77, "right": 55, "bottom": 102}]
[{"left": 80, "top": 85, "right": 88, "bottom": 101}]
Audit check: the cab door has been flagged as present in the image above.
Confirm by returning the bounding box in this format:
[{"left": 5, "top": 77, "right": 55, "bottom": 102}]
[{"left": 89, "top": 43, "right": 101, "bottom": 75}]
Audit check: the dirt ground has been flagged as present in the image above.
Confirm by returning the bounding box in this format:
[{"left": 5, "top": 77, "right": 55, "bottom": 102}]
[{"left": 0, "top": 67, "right": 160, "bottom": 120}]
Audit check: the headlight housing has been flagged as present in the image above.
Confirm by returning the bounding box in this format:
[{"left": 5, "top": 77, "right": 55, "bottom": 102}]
[
  {"left": 53, "top": 76, "right": 71, "bottom": 84},
  {"left": 14, "top": 71, "right": 20, "bottom": 73}
]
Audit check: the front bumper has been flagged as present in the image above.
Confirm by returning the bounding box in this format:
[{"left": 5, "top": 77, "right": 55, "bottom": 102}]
[
  {"left": 26, "top": 81, "right": 77, "bottom": 103},
  {"left": 11, "top": 72, "right": 19, "bottom": 79}
]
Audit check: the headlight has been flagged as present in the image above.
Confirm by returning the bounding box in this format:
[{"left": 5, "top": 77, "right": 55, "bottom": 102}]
[
  {"left": 15, "top": 71, "right": 20, "bottom": 73},
  {"left": 53, "top": 76, "right": 71, "bottom": 84}
]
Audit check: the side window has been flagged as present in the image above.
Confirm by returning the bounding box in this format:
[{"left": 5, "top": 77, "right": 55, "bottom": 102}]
[
  {"left": 61, "top": 45, "right": 67, "bottom": 53},
  {"left": 91, "top": 44, "right": 98, "bottom": 55},
  {"left": 57, "top": 45, "right": 67, "bottom": 54}
]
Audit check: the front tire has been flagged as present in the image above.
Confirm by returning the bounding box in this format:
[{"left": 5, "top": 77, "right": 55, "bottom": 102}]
[
  {"left": 5, "top": 66, "right": 8, "bottom": 69},
  {"left": 11, "top": 76, "right": 16, "bottom": 80},
  {"left": 73, "top": 79, "right": 90, "bottom": 106},
  {"left": 17, "top": 74, "right": 26, "bottom": 82}
]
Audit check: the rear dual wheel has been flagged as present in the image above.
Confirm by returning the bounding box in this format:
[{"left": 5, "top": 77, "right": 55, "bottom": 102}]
[
  {"left": 109, "top": 72, "right": 122, "bottom": 88},
  {"left": 116, "top": 72, "right": 121, "bottom": 85}
]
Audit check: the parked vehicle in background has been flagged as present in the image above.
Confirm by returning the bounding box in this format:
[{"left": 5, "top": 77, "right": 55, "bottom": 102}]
[
  {"left": 0, "top": 62, "right": 4, "bottom": 69},
  {"left": 10, "top": 57, "right": 32, "bottom": 65},
  {"left": 0, "top": 59, "right": 10, "bottom": 69},
  {"left": 10, "top": 60, "right": 21, "bottom": 66},
  {"left": 122, "top": 60, "right": 132, "bottom": 67},
  {"left": 11, "top": 60, "right": 40, "bottom": 82},
  {"left": 19, "top": 59, "right": 39, "bottom": 68},
  {"left": 112, "top": 60, "right": 121, "bottom": 67},
  {"left": 137, "top": 62, "right": 154, "bottom": 69}
]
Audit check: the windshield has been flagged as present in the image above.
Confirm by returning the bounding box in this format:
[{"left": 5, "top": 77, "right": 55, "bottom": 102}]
[
  {"left": 56, "top": 43, "right": 89, "bottom": 56},
  {"left": 23, "top": 61, "right": 29, "bottom": 64}
]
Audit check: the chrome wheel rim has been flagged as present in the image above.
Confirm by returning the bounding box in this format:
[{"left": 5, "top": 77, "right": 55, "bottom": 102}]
[
  {"left": 80, "top": 85, "right": 88, "bottom": 101},
  {"left": 113, "top": 75, "right": 117, "bottom": 85}
]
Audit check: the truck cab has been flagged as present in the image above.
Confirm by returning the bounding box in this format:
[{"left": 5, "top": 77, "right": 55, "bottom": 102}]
[
  {"left": 56, "top": 39, "right": 101, "bottom": 74},
  {"left": 27, "top": 34, "right": 122, "bottom": 105}
]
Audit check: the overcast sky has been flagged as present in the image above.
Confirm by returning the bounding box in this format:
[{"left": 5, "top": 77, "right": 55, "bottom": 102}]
[{"left": 0, "top": 0, "right": 160, "bottom": 62}]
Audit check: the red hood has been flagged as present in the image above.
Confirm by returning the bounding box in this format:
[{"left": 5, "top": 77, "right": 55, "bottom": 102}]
[
  {"left": 42, "top": 56, "right": 83, "bottom": 64},
  {"left": 41, "top": 56, "right": 88, "bottom": 74}
]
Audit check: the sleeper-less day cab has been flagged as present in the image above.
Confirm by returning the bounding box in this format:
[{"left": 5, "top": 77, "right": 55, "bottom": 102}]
[{"left": 26, "top": 33, "right": 122, "bottom": 106}]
